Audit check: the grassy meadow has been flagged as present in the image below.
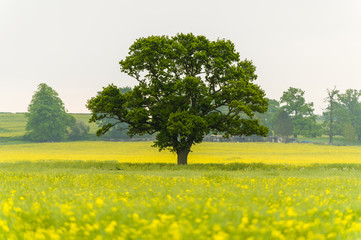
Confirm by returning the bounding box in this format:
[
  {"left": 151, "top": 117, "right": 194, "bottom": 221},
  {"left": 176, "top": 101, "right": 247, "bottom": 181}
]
[{"left": 3, "top": 113, "right": 361, "bottom": 239}]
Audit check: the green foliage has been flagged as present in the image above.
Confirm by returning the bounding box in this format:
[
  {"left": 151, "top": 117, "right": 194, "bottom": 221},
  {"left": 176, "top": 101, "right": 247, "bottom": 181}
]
[
  {"left": 280, "top": 87, "right": 320, "bottom": 138},
  {"left": 97, "top": 118, "right": 129, "bottom": 139},
  {"left": 274, "top": 109, "right": 293, "bottom": 136},
  {"left": 281, "top": 87, "right": 313, "bottom": 116},
  {"left": 337, "top": 89, "right": 361, "bottom": 140},
  {"left": 25, "top": 83, "right": 75, "bottom": 142},
  {"left": 293, "top": 116, "right": 322, "bottom": 138},
  {"left": 68, "top": 120, "right": 90, "bottom": 140},
  {"left": 322, "top": 88, "right": 361, "bottom": 143},
  {"left": 255, "top": 99, "right": 280, "bottom": 135},
  {"left": 87, "top": 33, "right": 269, "bottom": 164},
  {"left": 92, "top": 87, "right": 150, "bottom": 140},
  {"left": 322, "top": 87, "right": 341, "bottom": 144},
  {"left": 343, "top": 122, "right": 357, "bottom": 142},
  {"left": 119, "top": 86, "right": 132, "bottom": 94}
]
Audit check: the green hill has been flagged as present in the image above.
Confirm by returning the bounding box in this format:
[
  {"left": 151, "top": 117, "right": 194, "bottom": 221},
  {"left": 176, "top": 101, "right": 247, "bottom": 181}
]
[{"left": 0, "top": 113, "right": 27, "bottom": 138}]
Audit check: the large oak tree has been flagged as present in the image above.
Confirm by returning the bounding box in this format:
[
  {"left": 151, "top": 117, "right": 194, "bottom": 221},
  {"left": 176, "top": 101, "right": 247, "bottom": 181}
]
[{"left": 87, "top": 33, "right": 268, "bottom": 164}]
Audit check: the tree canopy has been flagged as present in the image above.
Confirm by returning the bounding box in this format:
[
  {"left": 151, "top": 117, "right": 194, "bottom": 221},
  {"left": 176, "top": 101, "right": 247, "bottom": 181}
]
[
  {"left": 94, "top": 87, "right": 134, "bottom": 140},
  {"left": 274, "top": 109, "right": 293, "bottom": 137},
  {"left": 336, "top": 89, "right": 361, "bottom": 140},
  {"left": 280, "top": 87, "right": 320, "bottom": 138},
  {"left": 255, "top": 99, "right": 279, "bottom": 136},
  {"left": 25, "top": 83, "right": 75, "bottom": 142},
  {"left": 87, "top": 33, "right": 268, "bottom": 164}
]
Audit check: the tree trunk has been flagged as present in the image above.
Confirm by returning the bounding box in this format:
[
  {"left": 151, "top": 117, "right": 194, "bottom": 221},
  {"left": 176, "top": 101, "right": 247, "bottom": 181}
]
[
  {"left": 177, "top": 149, "right": 190, "bottom": 165},
  {"left": 329, "top": 102, "right": 333, "bottom": 144}
]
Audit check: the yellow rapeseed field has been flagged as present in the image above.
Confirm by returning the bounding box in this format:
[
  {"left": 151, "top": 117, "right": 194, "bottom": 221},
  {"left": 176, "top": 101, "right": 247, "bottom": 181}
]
[
  {"left": 0, "top": 162, "right": 360, "bottom": 239},
  {"left": 1, "top": 141, "right": 361, "bottom": 165},
  {"left": 1, "top": 141, "right": 361, "bottom": 239}
]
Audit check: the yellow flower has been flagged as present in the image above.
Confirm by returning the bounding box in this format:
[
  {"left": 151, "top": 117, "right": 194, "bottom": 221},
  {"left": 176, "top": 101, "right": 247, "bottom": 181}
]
[
  {"left": 105, "top": 221, "right": 117, "bottom": 234},
  {"left": 95, "top": 198, "right": 104, "bottom": 207},
  {"left": 213, "top": 231, "right": 229, "bottom": 240}
]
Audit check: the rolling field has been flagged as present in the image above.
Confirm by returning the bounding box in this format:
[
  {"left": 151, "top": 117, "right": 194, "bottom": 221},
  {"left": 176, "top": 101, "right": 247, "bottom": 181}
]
[
  {"left": 1, "top": 142, "right": 361, "bottom": 239},
  {"left": 0, "top": 113, "right": 98, "bottom": 142},
  {"left": 0, "top": 113, "right": 27, "bottom": 138}
]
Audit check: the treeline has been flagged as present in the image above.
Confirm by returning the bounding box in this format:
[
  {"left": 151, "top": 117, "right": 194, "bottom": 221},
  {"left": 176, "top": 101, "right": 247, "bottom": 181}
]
[
  {"left": 22, "top": 83, "right": 361, "bottom": 144},
  {"left": 100, "top": 86, "right": 361, "bottom": 144},
  {"left": 23, "top": 84, "right": 149, "bottom": 142},
  {"left": 257, "top": 87, "right": 361, "bottom": 144}
]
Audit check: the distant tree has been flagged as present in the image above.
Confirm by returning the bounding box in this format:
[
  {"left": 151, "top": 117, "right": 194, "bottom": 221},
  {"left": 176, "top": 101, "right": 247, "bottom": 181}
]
[
  {"left": 322, "top": 87, "right": 339, "bottom": 144},
  {"left": 337, "top": 89, "right": 361, "bottom": 141},
  {"left": 119, "top": 86, "right": 132, "bottom": 94},
  {"left": 25, "top": 83, "right": 75, "bottom": 142},
  {"left": 255, "top": 99, "right": 280, "bottom": 136},
  {"left": 69, "top": 120, "right": 90, "bottom": 140},
  {"left": 87, "top": 33, "right": 269, "bottom": 165},
  {"left": 96, "top": 118, "right": 130, "bottom": 139},
  {"left": 274, "top": 109, "right": 293, "bottom": 137},
  {"left": 94, "top": 87, "right": 133, "bottom": 140},
  {"left": 280, "top": 87, "right": 320, "bottom": 138},
  {"left": 293, "top": 116, "right": 322, "bottom": 138},
  {"left": 343, "top": 122, "right": 357, "bottom": 142}
]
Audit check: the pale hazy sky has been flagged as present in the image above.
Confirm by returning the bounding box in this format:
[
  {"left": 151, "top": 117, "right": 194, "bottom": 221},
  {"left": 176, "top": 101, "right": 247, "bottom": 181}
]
[{"left": 1, "top": 0, "right": 361, "bottom": 113}]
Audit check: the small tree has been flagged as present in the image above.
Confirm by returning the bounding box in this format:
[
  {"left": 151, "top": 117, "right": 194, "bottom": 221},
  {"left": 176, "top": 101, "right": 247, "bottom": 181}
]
[
  {"left": 274, "top": 110, "right": 293, "bottom": 137},
  {"left": 25, "top": 83, "right": 75, "bottom": 142},
  {"left": 87, "top": 33, "right": 269, "bottom": 165}
]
